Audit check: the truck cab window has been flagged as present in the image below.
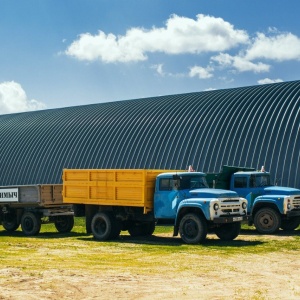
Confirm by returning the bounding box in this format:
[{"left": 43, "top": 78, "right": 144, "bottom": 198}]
[
  {"left": 234, "top": 177, "right": 247, "bottom": 188},
  {"left": 255, "top": 175, "right": 270, "bottom": 187},
  {"left": 181, "top": 176, "right": 208, "bottom": 189},
  {"left": 159, "top": 178, "right": 179, "bottom": 191},
  {"left": 250, "top": 175, "right": 271, "bottom": 187},
  {"left": 159, "top": 179, "right": 171, "bottom": 190},
  {"left": 190, "top": 176, "right": 208, "bottom": 188}
]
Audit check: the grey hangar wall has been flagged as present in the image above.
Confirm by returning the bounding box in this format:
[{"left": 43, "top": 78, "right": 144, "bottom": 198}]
[{"left": 0, "top": 80, "right": 299, "bottom": 188}]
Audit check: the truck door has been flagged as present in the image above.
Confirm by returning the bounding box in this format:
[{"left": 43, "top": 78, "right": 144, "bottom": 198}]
[
  {"left": 232, "top": 174, "right": 269, "bottom": 210},
  {"left": 154, "top": 177, "right": 180, "bottom": 219},
  {"left": 232, "top": 175, "right": 249, "bottom": 198},
  {"left": 232, "top": 175, "right": 255, "bottom": 211}
]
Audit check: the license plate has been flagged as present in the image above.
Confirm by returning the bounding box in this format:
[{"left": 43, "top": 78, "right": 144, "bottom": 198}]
[{"left": 233, "top": 216, "right": 243, "bottom": 221}]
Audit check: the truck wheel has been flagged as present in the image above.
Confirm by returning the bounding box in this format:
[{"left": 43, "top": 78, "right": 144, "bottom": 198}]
[
  {"left": 179, "top": 213, "right": 207, "bottom": 244},
  {"left": 253, "top": 208, "right": 281, "bottom": 234},
  {"left": 215, "top": 222, "right": 241, "bottom": 241},
  {"left": 128, "top": 222, "right": 144, "bottom": 237},
  {"left": 91, "top": 212, "right": 113, "bottom": 241},
  {"left": 128, "top": 221, "right": 155, "bottom": 237},
  {"left": 109, "top": 214, "right": 121, "bottom": 239},
  {"left": 144, "top": 221, "right": 156, "bottom": 236},
  {"left": 2, "top": 213, "right": 20, "bottom": 232},
  {"left": 21, "top": 212, "right": 41, "bottom": 236},
  {"left": 55, "top": 216, "right": 74, "bottom": 233},
  {"left": 280, "top": 217, "right": 300, "bottom": 231},
  {"left": 85, "top": 205, "right": 97, "bottom": 234}
]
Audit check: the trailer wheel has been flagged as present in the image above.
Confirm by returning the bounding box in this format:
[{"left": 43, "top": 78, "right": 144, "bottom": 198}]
[
  {"left": 253, "top": 207, "right": 281, "bottom": 234},
  {"left": 21, "top": 212, "right": 41, "bottom": 236},
  {"left": 55, "top": 216, "right": 74, "bottom": 233},
  {"left": 91, "top": 212, "right": 113, "bottom": 241},
  {"left": 280, "top": 217, "right": 300, "bottom": 231},
  {"left": 215, "top": 222, "right": 241, "bottom": 241},
  {"left": 179, "top": 213, "right": 207, "bottom": 244},
  {"left": 2, "top": 213, "right": 20, "bottom": 232}
]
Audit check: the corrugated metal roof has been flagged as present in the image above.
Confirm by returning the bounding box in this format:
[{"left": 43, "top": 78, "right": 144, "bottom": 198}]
[{"left": 0, "top": 80, "right": 299, "bottom": 188}]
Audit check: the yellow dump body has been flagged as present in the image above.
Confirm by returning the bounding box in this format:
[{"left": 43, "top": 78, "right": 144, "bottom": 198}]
[{"left": 62, "top": 169, "right": 181, "bottom": 213}]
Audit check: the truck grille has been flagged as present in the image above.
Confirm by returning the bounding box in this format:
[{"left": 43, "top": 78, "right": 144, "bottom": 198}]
[
  {"left": 220, "top": 199, "right": 242, "bottom": 214},
  {"left": 221, "top": 199, "right": 240, "bottom": 203},
  {"left": 292, "top": 196, "right": 300, "bottom": 209}
]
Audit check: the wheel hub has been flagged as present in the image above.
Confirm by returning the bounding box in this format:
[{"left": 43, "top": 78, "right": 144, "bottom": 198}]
[{"left": 261, "top": 214, "right": 273, "bottom": 227}]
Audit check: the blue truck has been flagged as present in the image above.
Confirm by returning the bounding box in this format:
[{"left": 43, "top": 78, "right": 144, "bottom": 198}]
[
  {"left": 206, "top": 165, "right": 300, "bottom": 234},
  {"left": 63, "top": 169, "right": 248, "bottom": 244},
  {"left": 156, "top": 171, "right": 248, "bottom": 243}
]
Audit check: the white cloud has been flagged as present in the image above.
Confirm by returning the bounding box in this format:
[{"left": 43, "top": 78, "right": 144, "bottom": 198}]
[
  {"left": 189, "top": 65, "right": 214, "bottom": 79},
  {"left": 245, "top": 32, "right": 300, "bottom": 61},
  {"left": 151, "top": 64, "right": 165, "bottom": 76},
  {"left": 151, "top": 64, "right": 187, "bottom": 78},
  {"left": 210, "top": 30, "right": 300, "bottom": 75},
  {"left": 258, "top": 78, "right": 283, "bottom": 84},
  {"left": 212, "top": 53, "right": 270, "bottom": 73},
  {"left": 0, "top": 81, "right": 46, "bottom": 115},
  {"left": 65, "top": 14, "right": 249, "bottom": 63},
  {"left": 65, "top": 13, "right": 300, "bottom": 80}
]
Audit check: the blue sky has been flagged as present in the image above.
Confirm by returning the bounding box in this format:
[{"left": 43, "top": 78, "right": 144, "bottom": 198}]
[{"left": 0, "top": 0, "right": 300, "bottom": 114}]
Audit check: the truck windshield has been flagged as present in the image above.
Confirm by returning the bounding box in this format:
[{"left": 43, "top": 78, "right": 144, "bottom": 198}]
[
  {"left": 250, "top": 174, "right": 271, "bottom": 187},
  {"left": 180, "top": 176, "right": 209, "bottom": 190}
]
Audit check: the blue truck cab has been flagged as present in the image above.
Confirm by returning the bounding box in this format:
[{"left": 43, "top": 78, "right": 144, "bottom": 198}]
[
  {"left": 153, "top": 171, "right": 248, "bottom": 244},
  {"left": 207, "top": 166, "right": 300, "bottom": 234}
]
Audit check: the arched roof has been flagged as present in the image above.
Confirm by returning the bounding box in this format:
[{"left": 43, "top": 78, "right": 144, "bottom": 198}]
[{"left": 1, "top": 80, "right": 299, "bottom": 188}]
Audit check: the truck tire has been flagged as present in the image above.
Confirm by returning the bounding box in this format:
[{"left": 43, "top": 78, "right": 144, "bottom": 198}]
[
  {"left": 109, "top": 214, "right": 121, "bottom": 239},
  {"left": 21, "top": 212, "right": 41, "bottom": 236},
  {"left": 179, "top": 213, "right": 207, "bottom": 244},
  {"left": 55, "top": 216, "right": 74, "bottom": 233},
  {"left": 144, "top": 221, "right": 156, "bottom": 236},
  {"left": 2, "top": 213, "right": 20, "bottom": 232},
  {"left": 253, "top": 207, "right": 281, "bottom": 234},
  {"left": 91, "top": 212, "right": 113, "bottom": 241},
  {"left": 128, "top": 221, "right": 156, "bottom": 237},
  {"left": 215, "top": 222, "right": 241, "bottom": 241},
  {"left": 128, "top": 222, "right": 144, "bottom": 237},
  {"left": 280, "top": 217, "right": 300, "bottom": 231},
  {"left": 85, "top": 205, "right": 97, "bottom": 234}
]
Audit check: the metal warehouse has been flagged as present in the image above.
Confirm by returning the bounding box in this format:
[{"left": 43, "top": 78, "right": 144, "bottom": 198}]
[{"left": 0, "top": 80, "right": 299, "bottom": 188}]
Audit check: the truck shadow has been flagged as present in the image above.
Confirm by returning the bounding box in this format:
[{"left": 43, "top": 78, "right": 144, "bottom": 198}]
[
  {"left": 240, "top": 228, "right": 300, "bottom": 237},
  {"left": 78, "top": 233, "right": 263, "bottom": 247},
  {"left": 0, "top": 229, "right": 87, "bottom": 239}
]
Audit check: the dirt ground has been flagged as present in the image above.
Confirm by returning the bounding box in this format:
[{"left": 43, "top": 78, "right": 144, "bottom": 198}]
[{"left": 0, "top": 232, "right": 299, "bottom": 300}]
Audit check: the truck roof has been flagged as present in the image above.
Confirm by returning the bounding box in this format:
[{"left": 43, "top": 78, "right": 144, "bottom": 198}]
[
  {"left": 235, "top": 171, "right": 270, "bottom": 175},
  {"left": 157, "top": 171, "right": 206, "bottom": 177},
  {"left": 190, "top": 188, "right": 238, "bottom": 198}
]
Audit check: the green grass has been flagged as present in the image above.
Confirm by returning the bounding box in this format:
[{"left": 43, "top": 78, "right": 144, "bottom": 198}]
[{"left": 0, "top": 217, "right": 299, "bottom": 268}]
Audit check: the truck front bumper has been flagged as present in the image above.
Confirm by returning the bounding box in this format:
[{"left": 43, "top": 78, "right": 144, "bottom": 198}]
[
  {"left": 213, "top": 215, "right": 248, "bottom": 224},
  {"left": 286, "top": 211, "right": 300, "bottom": 218}
]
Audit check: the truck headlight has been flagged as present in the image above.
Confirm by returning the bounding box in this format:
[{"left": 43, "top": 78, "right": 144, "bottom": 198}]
[
  {"left": 242, "top": 202, "right": 247, "bottom": 209},
  {"left": 287, "top": 203, "right": 291, "bottom": 210},
  {"left": 213, "top": 203, "right": 219, "bottom": 211}
]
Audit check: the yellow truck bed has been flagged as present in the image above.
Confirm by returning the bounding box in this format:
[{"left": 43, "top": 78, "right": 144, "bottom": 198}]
[{"left": 62, "top": 169, "right": 181, "bottom": 213}]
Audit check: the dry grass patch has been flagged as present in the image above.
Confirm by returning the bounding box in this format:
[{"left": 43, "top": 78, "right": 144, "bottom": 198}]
[{"left": 0, "top": 219, "right": 299, "bottom": 299}]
